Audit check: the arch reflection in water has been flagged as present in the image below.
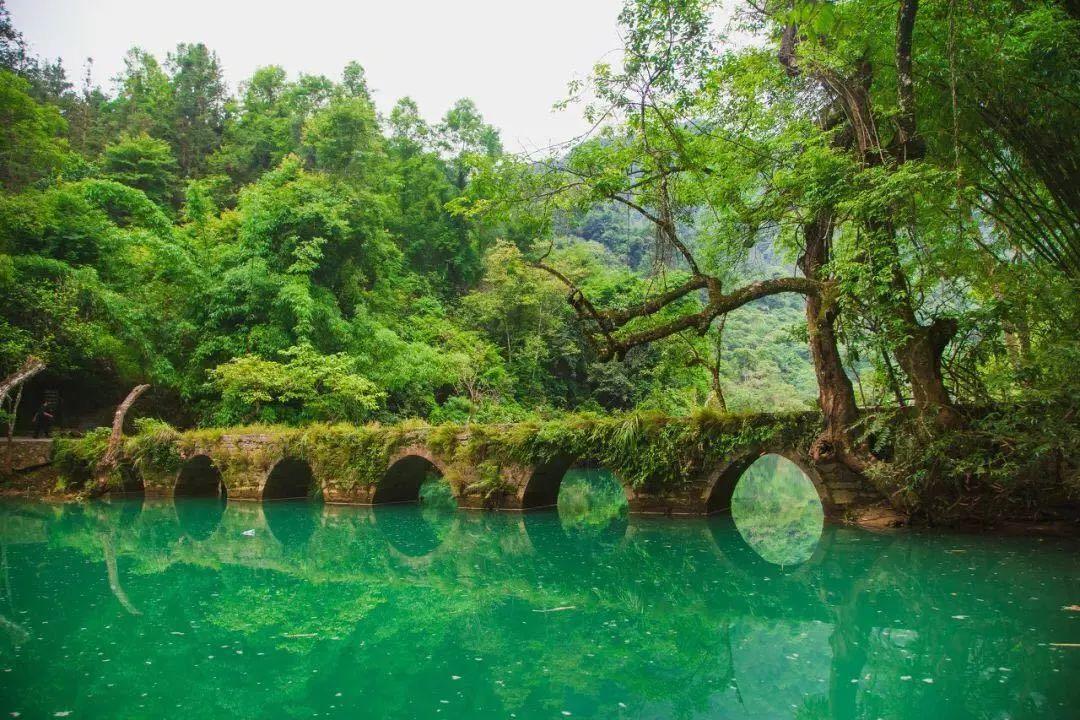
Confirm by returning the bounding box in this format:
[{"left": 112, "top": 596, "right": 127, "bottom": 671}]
[
  {"left": 264, "top": 500, "right": 321, "bottom": 547},
  {"left": 729, "top": 453, "right": 824, "bottom": 567},
  {"left": 173, "top": 497, "right": 227, "bottom": 541},
  {"left": 262, "top": 458, "right": 321, "bottom": 546},
  {"left": 375, "top": 475, "right": 457, "bottom": 558},
  {"left": 525, "top": 467, "right": 628, "bottom": 556},
  {"left": 173, "top": 455, "right": 228, "bottom": 540}
]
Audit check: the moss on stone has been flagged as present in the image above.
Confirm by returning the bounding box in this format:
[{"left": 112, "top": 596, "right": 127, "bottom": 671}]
[{"left": 56, "top": 411, "right": 816, "bottom": 495}]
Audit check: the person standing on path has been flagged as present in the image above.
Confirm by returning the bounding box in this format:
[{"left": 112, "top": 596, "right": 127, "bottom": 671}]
[{"left": 31, "top": 401, "right": 54, "bottom": 438}]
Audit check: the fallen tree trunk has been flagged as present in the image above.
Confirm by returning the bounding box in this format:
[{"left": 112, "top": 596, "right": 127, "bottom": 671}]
[
  {"left": 88, "top": 384, "right": 150, "bottom": 497},
  {"left": 1, "top": 357, "right": 45, "bottom": 476},
  {"left": 102, "top": 533, "right": 141, "bottom": 616},
  {"left": 4, "top": 382, "right": 24, "bottom": 475},
  {"left": 0, "top": 357, "right": 45, "bottom": 406}
]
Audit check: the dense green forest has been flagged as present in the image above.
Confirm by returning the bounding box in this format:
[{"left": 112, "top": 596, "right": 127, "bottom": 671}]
[{"left": 1, "top": 0, "right": 1077, "bottom": 468}]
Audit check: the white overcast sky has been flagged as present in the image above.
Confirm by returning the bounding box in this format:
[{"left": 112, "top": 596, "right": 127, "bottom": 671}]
[{"left": 8, "top": 0, "right": 631, "bottom": 152}]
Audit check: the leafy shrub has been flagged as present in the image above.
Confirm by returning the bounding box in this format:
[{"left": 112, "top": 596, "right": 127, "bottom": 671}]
[{"left": 53, "top": 427, "right": 110, "bottom": 487}]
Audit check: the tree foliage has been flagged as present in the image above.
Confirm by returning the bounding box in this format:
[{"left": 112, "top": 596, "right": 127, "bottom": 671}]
[{"left": 0, "top": 0, "right": 1074, "bottom": 469}]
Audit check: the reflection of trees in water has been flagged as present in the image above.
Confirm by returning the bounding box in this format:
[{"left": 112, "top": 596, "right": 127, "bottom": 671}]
[
  {"left": 101, "top": 532, "right": 141, "bottom": 615},
  {"left": 730, "top": 453, "right": 824, "bottom": 567},
  {"left": 80, "top": 500, "right": 147, "bottom": 616},
  {"left": 556, "top": 467, "right": 628, "bottom": 535},
  {"left": 10, "top": 500, "right": 1078, "bottom": 720},
  {"left": 419, "top": 474, "right": 457, "bottom": 512},
  {"left": 0, "top": 512, "right": 40, "bottom": 646}
]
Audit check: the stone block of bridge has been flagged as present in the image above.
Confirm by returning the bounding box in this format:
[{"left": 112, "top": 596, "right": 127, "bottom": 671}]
[
  {"left": 0, "top": 438, "right": 53, "bottom": 473},
  {"left": 624, "top": 484, "right": 712, "bottom": 516},
  {"left": 811, "top": 459, "right": 895, "bottom": 521},
  {"left": 165, "top": 433, "right": 278, "bottom": 499}
]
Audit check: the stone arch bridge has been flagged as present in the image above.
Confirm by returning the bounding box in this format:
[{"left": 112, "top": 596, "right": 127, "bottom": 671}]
[{"left": 107, "top": 423, "right": 891, "bottom": 522}]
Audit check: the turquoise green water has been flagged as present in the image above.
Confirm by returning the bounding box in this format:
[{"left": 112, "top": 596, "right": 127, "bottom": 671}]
[{"left": 0, "top": 473, "right": 1078, "bottom": 718}]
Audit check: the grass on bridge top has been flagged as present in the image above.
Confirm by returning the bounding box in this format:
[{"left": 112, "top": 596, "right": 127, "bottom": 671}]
[{"left": 52, "top": 408, "right": 821, "bottom": 495}]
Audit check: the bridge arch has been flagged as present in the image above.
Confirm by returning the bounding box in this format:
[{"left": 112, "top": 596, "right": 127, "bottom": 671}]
[
  {"left": 520, "top": 454, "right": 574, "bottom": 509},
  {"left": 375, "top": 449, "right": 448, "bottom": 504},
  {"left": 519, "top": 455, "right": 633, "bottom": 511},
  {"left": 703, "top": 449, "right": 831, "bottom": 515},
  {"left": 705, "top": 451, "right": 827, "bottom": 573},
  {"left": 174, "top": 455, "right": 227, "bottom": 498},
  {"left": 116, "top": 464, "right": 145, "bottom": 495},
  {"left": 262, "top": 457, "right": 317, "bottom": 501}
]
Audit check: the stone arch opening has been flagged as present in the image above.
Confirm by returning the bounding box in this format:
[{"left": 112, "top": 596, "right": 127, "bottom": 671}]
[
  {"left": 706, "top": 450, "right": 831, "bottom": 513},
  {"left": 704, "top": 453, "right": 760, "bottom": 514},
  {"left": 117, "top": 465, "right": 145, "bottom": 495},
  {"left": 521, "top": 456, "right": 630, "bottom": 514},
  {"left": 174, "top": 455, "right": 227, "bottom": 498},
  {"left": 374, "top": 455, "right": 445, "bottom": 504},
  {"left": 263, "top": 457, "right": 317, "bottom": 501},
  {"left": 555, "top": 466, "right": 628, "bottom": 530},
  {"left": 520, "top": 454, "right": 577, "bottom": 509},
  {"left": 715, "top": 453, "right": 825, "bottom": 569}
]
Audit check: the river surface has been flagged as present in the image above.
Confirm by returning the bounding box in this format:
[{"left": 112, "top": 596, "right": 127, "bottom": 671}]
[{"left": 0, "top": 487, "right": 1077, "bottom": 719}]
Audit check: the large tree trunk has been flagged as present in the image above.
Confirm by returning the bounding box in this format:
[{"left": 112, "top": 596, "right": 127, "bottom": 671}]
[
  {"left": 867, "top": 215, "right": 959, "bottom": 425},
  {"left": 874, "top": 227, "right": 958, "bottom": 423},
  {"left": 894, "top": 316, "right": 958, "bottom": 425},
  {"left": 799, "top": 213, "right": 864, "bottom": 468},
  {"left": 887, "top": 0, "right": 958, "bottom": 423},
  {"left": 786, "top": 0, "right": 958, "bottom": 427},
  {"left": 89, "top": 384, "right": 150, "bottom": 497}
]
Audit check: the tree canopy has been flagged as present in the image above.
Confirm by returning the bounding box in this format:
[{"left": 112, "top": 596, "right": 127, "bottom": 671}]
[{"left": 0, "top": 0, "right": 1076, "bottom": 455}]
